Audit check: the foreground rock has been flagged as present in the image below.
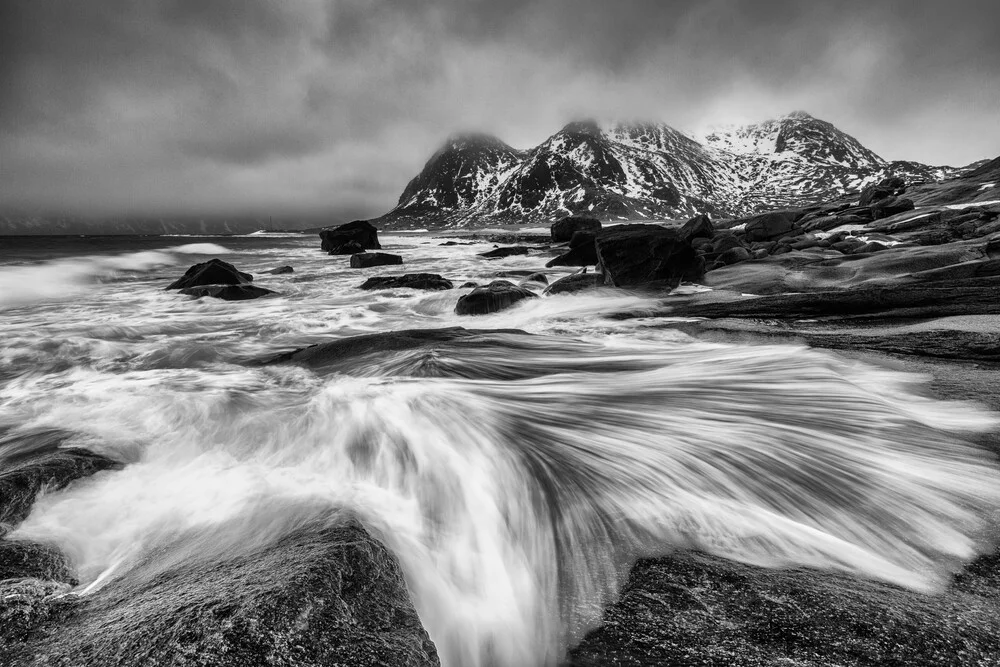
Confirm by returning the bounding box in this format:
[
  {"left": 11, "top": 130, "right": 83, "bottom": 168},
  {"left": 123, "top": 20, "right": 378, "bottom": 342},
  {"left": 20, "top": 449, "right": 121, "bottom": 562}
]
[
  {"left": 594, "top": 224, "right": 704, "bottom": 288},
  {"left": 350, "top": 252, "right": 403, "bottom": 268},
  {"left": 359, "top": 274, "right": 453, "bottom": 290},
  {"left": 454, "top": 280, "right": 538, "bottom": 315},
  {"left": 320, "top": 220, "right": 381, "bottom": 254},
  {"left": 179, "top": 285, "right": 276, "bottom": 301},
  {"left": 165, "top": 258, "right": 252, "bottom": 290},
  {"left": 569, "top": 551, "right": 1000, "bottom": 666},
  {"left": 1, "top": 513, "right": 440, "bottom": 667},
  {"left": 551, "top": 215, "right": 602, "bottom": 242}
]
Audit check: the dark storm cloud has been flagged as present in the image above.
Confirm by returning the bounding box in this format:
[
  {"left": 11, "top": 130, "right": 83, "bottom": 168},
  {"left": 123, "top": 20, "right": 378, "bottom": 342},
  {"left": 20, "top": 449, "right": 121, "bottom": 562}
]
[{"left": 1, "top": 0, "right": 998, "bottom": 220}]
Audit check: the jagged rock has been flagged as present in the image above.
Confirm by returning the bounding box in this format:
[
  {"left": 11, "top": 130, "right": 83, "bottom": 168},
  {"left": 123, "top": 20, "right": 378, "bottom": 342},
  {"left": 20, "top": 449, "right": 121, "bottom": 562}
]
[
  {"left": 871, "top": 196, "right": 915, "bottom": 220},
  {"left": 544, "top": 273, "right": 606, "bottom": 295},
  {"left": 0, "top": 428, "right": 122, "bottom": 533},
  {"left": 678, "top": 214, "right": 714, "bottom": 241},
  {"left": 551, "top": 216, "right": 602, "bottom": 242},
  {"left": 478, "top": 246, "right": 531, "bottom": 259},
  {"left": 179, "top": 285, "right": 275, "bottom": 301},
  {"left": 350, "top": 253, "right": 403, "bottom": 269},
  {"left": 359, "top": 274, "right": 453, "bottom": 290},
  {"left": 454, "top": 280, "right": 538, "bottom": 315},
  {"left": 2, "top": 514, "right": 441, "bottom": 667},
  {"left": 165, "top": 259, "right": 252, "bottom": 290},
  {"left": 264, "top": 266, "right": 294, "bottom": 275},
  {"left": 594, "top": 224, "right": 704, "bottom": 288},
  {"left": 740, "top": 210, "right": 802, "bottom": 242},
  {"left": 320, "top": 220, "right": 381, "bottom": 253}
]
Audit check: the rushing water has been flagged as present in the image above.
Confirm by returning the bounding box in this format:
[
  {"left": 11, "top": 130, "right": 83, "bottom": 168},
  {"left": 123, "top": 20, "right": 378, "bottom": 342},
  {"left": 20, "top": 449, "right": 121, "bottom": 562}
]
[{"left": 1, "top": 231, "right": 999, "bottom": 666}]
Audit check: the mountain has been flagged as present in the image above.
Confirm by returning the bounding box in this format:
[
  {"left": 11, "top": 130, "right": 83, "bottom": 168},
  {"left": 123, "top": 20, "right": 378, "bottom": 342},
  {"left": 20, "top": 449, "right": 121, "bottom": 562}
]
[{"left": 377, "top": 112, "right": 967, "bottom": 227}]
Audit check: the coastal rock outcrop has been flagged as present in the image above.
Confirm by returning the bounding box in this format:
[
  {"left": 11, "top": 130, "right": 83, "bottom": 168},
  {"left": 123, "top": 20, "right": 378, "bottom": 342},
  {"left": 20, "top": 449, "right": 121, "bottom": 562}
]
[
  {"left": 594, "top": 224, "right": 704, "bottom": 288},
  {"left": 455, "top": 280, "right": 538, "bottom": 315},
  {"left": 165, "top": 259, "right": 252, "bottom": 290},
  {"left": 320, "top": 220, "right": 381, "bottom": 254}
]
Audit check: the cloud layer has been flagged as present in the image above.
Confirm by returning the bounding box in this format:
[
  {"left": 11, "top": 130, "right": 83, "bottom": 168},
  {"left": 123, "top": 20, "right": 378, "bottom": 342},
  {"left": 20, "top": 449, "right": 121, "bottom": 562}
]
[{"left": 2, "top": 0, "right": 998, "bottom": 220}]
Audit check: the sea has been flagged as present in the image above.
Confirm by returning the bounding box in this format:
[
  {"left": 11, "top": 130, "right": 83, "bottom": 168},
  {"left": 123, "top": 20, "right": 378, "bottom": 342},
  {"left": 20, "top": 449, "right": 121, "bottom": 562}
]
[{"left": 1, "top": 230, "right": 998, "bottom": 666}]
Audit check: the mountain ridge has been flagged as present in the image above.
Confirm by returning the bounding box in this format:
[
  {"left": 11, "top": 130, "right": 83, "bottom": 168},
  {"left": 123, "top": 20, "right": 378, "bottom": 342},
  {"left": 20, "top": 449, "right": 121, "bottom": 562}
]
[{"left": 377, "top": 112, "right": 968, "bottom": 227}]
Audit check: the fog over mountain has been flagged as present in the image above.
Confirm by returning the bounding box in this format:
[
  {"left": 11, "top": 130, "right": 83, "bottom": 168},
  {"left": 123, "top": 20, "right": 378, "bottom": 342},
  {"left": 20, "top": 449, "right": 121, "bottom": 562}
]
[{"left": 1, "top": 0, "right": 999, "bottom": 228}]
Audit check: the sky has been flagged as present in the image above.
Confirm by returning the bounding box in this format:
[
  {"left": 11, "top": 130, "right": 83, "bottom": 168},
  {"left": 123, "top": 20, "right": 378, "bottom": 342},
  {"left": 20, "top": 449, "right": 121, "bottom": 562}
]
[{"left": 1, "top": 0, "right": 999, "bottom": 222}]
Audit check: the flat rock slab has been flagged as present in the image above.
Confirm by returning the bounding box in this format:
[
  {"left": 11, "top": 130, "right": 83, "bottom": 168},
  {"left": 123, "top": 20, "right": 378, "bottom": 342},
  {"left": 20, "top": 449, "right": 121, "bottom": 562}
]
[
  {"left": 359, "top": 274, "right": 453, "bottom": 290},
  {"left": 350, "top": 252, "right": 403, "bottom": 268}
]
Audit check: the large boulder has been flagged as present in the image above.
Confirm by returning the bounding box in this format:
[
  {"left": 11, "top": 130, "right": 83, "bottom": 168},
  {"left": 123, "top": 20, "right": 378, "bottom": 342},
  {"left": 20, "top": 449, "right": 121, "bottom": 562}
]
[
  {"left": 478, "top": 246, "right": 531, "bottom": 259},
  {"left": 350, "top": 253, "right": 403, "bottom": 269},
  {"left": 454, "top": 280, "right": 538, "bottom": 315},
  {"left": 546, "top": 231, "right": 598, "bottom": 267},
  {"left": 320, "top": 220, "right": 381, "bottom": 254},
  {"left": 551, "top": 216, "right": 602, "bottom": 242},
  {"left": 871, "top": 195, "right": 915, "bottom": 220},
  {"left": 359, "top": 274, "right": 453, "bottom": 290},
  {"left": 165, "top": 259, "right": 252, "bottom": 290},
  {"left": 740, "top": 210, "right": 803, "bottom": 242},
  {"left": 859, "top": 175, "right": 907, "bottom": 206},
  {"left": 179, "top": 285, "right": 276, "bottom": 301},
  {"left": 1, "top": 514, "right": 441, "bottom": 667},
  {"left": 594, "top": 224, "right": 704, "bottom": 288},
  {"left": 678, "top": 214, "right": 714, "bottom": 242}
]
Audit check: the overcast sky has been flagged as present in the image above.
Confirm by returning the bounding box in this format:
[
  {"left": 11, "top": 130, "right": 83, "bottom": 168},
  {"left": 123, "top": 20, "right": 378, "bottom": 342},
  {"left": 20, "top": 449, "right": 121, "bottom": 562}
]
[{"left": 2, "top": 0, "right": 998, "bottom": 220}]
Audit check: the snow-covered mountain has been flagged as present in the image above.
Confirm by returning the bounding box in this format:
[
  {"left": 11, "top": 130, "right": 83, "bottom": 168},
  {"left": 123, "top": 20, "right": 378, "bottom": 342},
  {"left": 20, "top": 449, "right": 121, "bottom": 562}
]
[{"left": 379, "top": 112, "right": 965, "bottom": 226}]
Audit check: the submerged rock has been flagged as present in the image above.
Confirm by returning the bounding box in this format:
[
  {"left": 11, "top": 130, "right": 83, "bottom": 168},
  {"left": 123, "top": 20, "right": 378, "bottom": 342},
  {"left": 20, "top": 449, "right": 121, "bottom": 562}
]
[
  {"left": 264, "top": 265, "right": 294, "bottom": 275},
  {"left": 594, "top": 224, "right": 704, "bottom": 289},
  {"left": 551, "top": 216, "right": 602, "bottom": 242},
  {"left": 165, "top": 259, "right": 252, "bottom": 290},
  {"left": 350, "top": 252, "right": 403, "bottom": 268},
  {"left": 179, "top": 285, "right": 276, "bottom": 301},
  {"left": 320, "top": 220, "right": 381, "bottom": 254},
  {"left": 478, "top": 246, "right": 531, "bottom": 259},
  {"left": 2, "top": 513, "right": 440, "bottom": 667},
  {"left": 359, "top": 274, "right": 453, "bottom": 290},
  {"left": 454, "top": 280, "right": 538, "bottom": 315},
  {"left": 544, "top": 272, "right": 606, "bottom": 295}
]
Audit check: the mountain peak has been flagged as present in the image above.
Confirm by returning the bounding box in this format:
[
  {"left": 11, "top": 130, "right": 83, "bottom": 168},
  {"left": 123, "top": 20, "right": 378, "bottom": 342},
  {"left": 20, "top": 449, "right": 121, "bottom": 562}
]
[
  {"left": 784, "top": 110, "right": 814, "bottom": 120},
  {"left": 441, "top": 132, "right": 512, "bottom": 153}
]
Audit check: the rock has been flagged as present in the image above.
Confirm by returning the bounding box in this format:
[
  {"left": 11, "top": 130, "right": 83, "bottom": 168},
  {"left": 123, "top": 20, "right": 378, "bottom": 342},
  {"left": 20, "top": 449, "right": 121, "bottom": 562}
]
[
  {"left": 2, "top": 514, "right": 441, "bottom": 667},
  {"left": 454, "top": 280, "right": 538, "bottom": 315},
  {"left": 711, "top": 235, "right": 743, "bottom": 254},
  {"left": 677, "top": 214, "right": 714, "bottom": 242},
  {"left": 350, "top": 253, "right": 403, "bottom": 269},
  {"left": 319, "top": 220, "right": 381, "bottom": 253},
  {"left": 179, "top": 285, "right": 276, "bottom": 301},
  {"left": 740, "top": 210, "right": 802, "bottom": 242},
  {"left": 0, "top": 428, "right": 122, "bottom": 533},
  {"left": 831, "top": 239, "right": 866, "bottom": 254},
  {"left": 264, "top": 266, "right": 294, "bottom": 275},
  {"left": 915, "top": 229, "right": 956, "bottom": 246},
  {"left": 853, "top": 241, "right": 889, "bottom": 254},
  {"left": 0, "top": 578, "right": 71, "bottom": 644},
  {"left": 800, "top": 215, "right": 844, "bottom": 233},
  {"left": 870, "top": 195, "right": 915, "bottom": 220},
  {"left": 439, "top": 241, "right": 459, "bottom": 246},
  {"left": 544, "top": 273, "right": 606, "bottom": 295},
  {"left": 690, "top": 236, "right": 713, "bottom": 251},
  {"left": 478, "top": 246, "right": 531, "bottom": 259},
  {"left": 551, "top": 216, "right": 602, "bottom": 242},
  {"left": 518, "top": 272, "right": 548, "bottom": 286},
  {"left": 790, "top": 236, "right": 821, "bottom": 251},
  {"left": 859, "top": 175, "right": 907, "bottom": 206},
  {"left": 595, "top": 225, "right": 704, "bottom": 288},
  {"left": 329, "top": 240, "right": 366, "bottom": 255},
  {"left": 0, "top": 540, "right": 76, "bottom": 583},
  {"left": 717, "top": 247, "right": 751, "bottom": 266},
  {"left": 751, "top": 248, "right": 769, "bottom": 260},
  {"left": 459, "top": 282, "right": 479, "bottom": 289},
  {"left": 165, "top": 259, "right": 252, "bottom": 290},
  {"left": 359, "top": 274, "right": 453, "bottom": 290},
  {"left": 546, "top": 231, "right": 598, "bottom": 267}
]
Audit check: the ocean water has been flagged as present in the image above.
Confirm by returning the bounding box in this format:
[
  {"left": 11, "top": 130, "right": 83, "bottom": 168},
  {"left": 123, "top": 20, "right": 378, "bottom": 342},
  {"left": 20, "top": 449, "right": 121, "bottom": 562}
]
[{"left": 1, "top": 231, "right": 999, "bottom": 666}]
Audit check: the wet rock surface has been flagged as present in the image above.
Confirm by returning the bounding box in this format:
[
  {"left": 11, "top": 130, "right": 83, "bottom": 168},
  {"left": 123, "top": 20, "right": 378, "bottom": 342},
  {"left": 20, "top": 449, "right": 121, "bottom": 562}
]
[
  {"left": 359, "top": 273, "right": 453, "bottom": 290},
  {"left": 320, "top": 220, "right": 381, "bottom": 254},
  {"left": 455, "top": 280, "right": 538, "bottom": 315},
  {"left": 179, "top": 285, "right": 276, "bottom": 300},
  {"left": 595, "top": 224, "right": 704, "bottom": 288},
  {"left": 165, "top": 259, "right": 253, "bottom": 290},
  {"left": 350, "top": 252, "right": 403, "bottom": 268}
]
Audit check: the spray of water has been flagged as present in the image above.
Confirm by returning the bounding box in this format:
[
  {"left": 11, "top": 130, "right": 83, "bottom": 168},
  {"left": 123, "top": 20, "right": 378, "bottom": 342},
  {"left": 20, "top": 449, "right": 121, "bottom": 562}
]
[{"left": 8, "top": 331, "right": 1000, "bottom": 666}]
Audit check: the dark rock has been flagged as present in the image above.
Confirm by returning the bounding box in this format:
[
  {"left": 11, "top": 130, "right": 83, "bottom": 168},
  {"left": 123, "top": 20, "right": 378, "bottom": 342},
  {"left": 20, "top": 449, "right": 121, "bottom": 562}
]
[
  {"left": 359, "top": 274, "right": 453, "bottom": 291},
  {"left": 439, "top": 241, "right": 459, "bottom": 246},
  {"left": 165, "top": 259, "right": 252, "bottom": 290},
  {"left": 0, "top": 578, "right": 71, "bottom": 644},
  {"left": 690, "top": 236, "right": 713, "bottom": 251},
  {"left": 478, "top": 246, "right": 531, "bottom": 259},
  {"left": 751, "top": 248, "right": 769, "bottom": 260},
  {"left": 740, "top": 210, "right": 802, "bottom": 242},
  {"left": 711, "top": 235, "right": 744, "bottom": 254},
  {"left": 264, "top": 266, "right": 294, "bottom": 275},
  {"left": 546, "top": 231, "right": 598, "bottom": 266},
  {"left": 749, "top": 241, "right": 777, "bottom": 254},
  {"left": 455, "top": 280, "right": 538, "bottom": 315},
  {"left": 800, "top": 215, "right": 844, "bottom": 233},
  {"left": 859, "top": 175, "right": 907, "bottom": 206},
  {"left": 459, "top": 282, "right": 479, "bottom": 289},
  {"left": 595, "top": 225, "right": 704, "bottom": 288},
  {"left": 350, "top": 253, "right": 404, "bottom": 269},
  {"left": 328, "top": 240, "right": 366, "bottom": 255},
  {"left": 319, "top": 220, "right": 381, "bottom": 253},
  {"left": 0, "top": 429, "right": 122, "bottom": 533},
  {"left": 831, "top": 239, "right": 866, "bottom": 254},
  {"left": 551, "top": 215, "right": 602, "bottom": 242},
  {"left": 790, "top": 236, "right": 821, "bottom": 251},
  {"left": 677, "top": 214, "right": 714, "bottom": 242},
  {"left": 544, "top": 273, "right": 606, "bottom": 295},
  {"left": 871, "top": 195, "right": 915, "bottom": 220},
  {"left": 915, "top": 229, "right": 956, "bottom": 246},
  {"left": 518, "top": 272, "right": 548, "bottom": 286},
  {"left": 853, "top": 241, "right": 889, "bottom": 254},
  {"left": 0, "top": 540, "right": 76, "bottom": 584},
  {"left": 3, "top": 513, "right": 441, "bottom": 667},
  {"left": 179, "top": 285, "right": 276, "bottom": 301},
  {"left": 717, "top": 247, "right": 751, "bottom": 266}
]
